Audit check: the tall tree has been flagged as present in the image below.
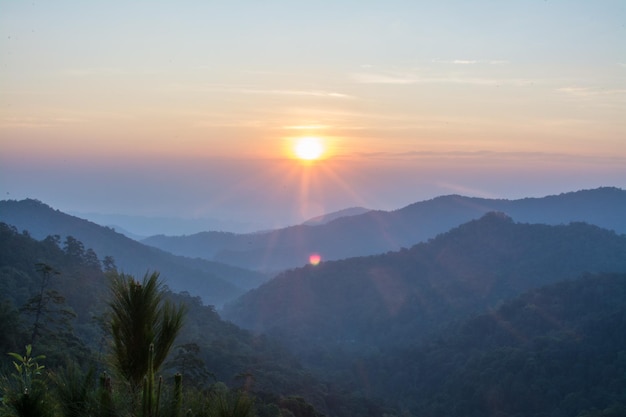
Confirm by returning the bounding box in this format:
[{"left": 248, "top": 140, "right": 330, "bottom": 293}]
[
  {"left": 22, "top": 263, "right": 61, "bottom": 344},
  {"left": 63, "top": 236, "right": 85, "bottom": 261},
  {"left": 108, "top": 271, "right": 186, "bottom": 390}
]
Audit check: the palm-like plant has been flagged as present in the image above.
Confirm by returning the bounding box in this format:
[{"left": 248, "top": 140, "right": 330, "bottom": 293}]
[{"left": 108, "top": 271, "right": 186, "bottom": 391}]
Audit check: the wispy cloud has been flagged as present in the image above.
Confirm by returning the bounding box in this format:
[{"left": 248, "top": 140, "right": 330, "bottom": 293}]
[
  {"left": 352, "top": 70, "right": 530, "bottom": 86},
  {"left": 159, "top": 83, "right": 353, "bottom": 99},
  {"left": 351, "top": 72, "right": 417, "bottom": 84},
  {"left": 283, "top": 124, "right": 331, "bottom": 130},
  {"left": 62, "top": 67, "right": 162, "bottom": 77},
  {"left": 237, "top": 89, "right": 353, "bottom": 99},
  {"left": 340, "top": 150, "right": 626, "bottom": 165},
  {"left": 557, "top": 86, "right": 626, "bottom": 97},
  {"left": 0, "top": 115, "right": 85, "bottom": 128},
  {"left": 432, "top": 59, "right": 509, "bottom": 65}
]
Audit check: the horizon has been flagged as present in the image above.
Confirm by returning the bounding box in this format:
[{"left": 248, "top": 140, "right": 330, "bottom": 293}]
[
  {"left": 1, "top": 185, "right": 622, "bottom": 237},
  {"left": 2, "top": 1, "right": 625, "bottom": 231}
]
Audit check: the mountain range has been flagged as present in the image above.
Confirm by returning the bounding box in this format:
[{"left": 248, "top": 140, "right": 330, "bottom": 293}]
[
  {"left": 142, "top": 187, "right": 626, "bottom": 272},
  {"left": 0, "top": 199, "right": 267, "bottom": 307},
  {"left": 221, "top": 212, "right": 626, "bottom": 355},
  {"left": 2, "top": 188, "right": 626, "bottom": 416}
]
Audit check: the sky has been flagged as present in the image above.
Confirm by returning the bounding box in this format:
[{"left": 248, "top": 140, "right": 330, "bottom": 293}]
[{"left": 1, "top": 1, "right": 625, "bottom": 233}]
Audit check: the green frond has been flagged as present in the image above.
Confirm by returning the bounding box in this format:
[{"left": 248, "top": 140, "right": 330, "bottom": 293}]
[{"left": 108, "top": 271, "right": 186, "bottom": 391}]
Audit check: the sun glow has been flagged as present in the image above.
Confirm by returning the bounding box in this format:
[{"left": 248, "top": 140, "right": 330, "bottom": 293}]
[{"left": 294, "top": 137, "right": 325, "bottom": 161}]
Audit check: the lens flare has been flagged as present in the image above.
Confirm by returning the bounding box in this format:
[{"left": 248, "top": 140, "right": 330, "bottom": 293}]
[{"left": 309, "top": 253, "right": 322, "bottom": 266}]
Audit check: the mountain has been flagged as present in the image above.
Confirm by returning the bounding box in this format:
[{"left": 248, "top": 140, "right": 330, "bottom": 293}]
[
  {"left": 221, "top": 213, "right": 626, "bottom": 355},
  {"left": 0, "top": 199, "right": 267, "bottom": 307},
  {"left": 356, "top": 272, "right": 626, "bottom": 416},
  {"left": 142, "top": 187, "right": 626, "bottom": 272},
  {"left": 302, "top": 206, "right": 371, "bottom": 226},
  {"left": 3, "top": 214, "right": 624, "bottom": 417},
  {"left": 0, "top": 222, "right": 364, "bottom": 417},
  {"left": 70, "top": 211, "right": 262, "bottom": 236}
]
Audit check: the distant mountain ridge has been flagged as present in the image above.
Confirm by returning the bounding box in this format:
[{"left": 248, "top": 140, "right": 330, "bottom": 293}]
[
  {"left": 0, "top": 199, "right": 267, "bottom": 307},
  {"left": 221, "top": 212, "right": 626, "bottom": 353},
  {"left": 143, "top": 187, "right": 626, "bottom": 272},
  {"left": 302, "top": 206, "right": 371, "bottom": 226}
]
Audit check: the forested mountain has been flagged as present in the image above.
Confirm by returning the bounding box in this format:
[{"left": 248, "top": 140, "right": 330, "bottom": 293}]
[
  {"left": 3, "top": 202, "right": 626, "bottom": 416},
  {"left": 353, "top": 273, "right": 626, "bottom": 416},
  {"left": 222, "top": 213, "right": 626, "bottom": 356},
  {"left": 0, "top": 199, "right": 267, "bottom": 307},
  {"left": 0, "top": 222, "right": 379, "bottom": 417},
  {"left": 142, "top": 187, "right": 626, "bottom": 272}
]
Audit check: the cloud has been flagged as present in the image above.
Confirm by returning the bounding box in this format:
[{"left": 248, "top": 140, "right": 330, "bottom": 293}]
[
  {"left": 161, "top": 83, "right": 353, "bottom": 99},
  {"left": 339, "top": 149, "right": 626, "bottom": 163},
  {"left": 62, "top": 67, "right": 163, "bottom": 77},
  {"left": 238, "top": 89, "right": 353, "bottom": 99},
  {"left": 283, "top": 124, "right": 331, "bottom": 130},
  {"left": 432, "top": 59, "right": 509, "bottom": 65},
  {"left": 352, "top": 70, "right": 530, "bottom": 87},
  {"left": 351, "top": 72, "right": 417, "bottom": 84},
  {"left": 0, "top": 115, "right": 87, "bottom": 129},
  {"left": 557, "top": 86, "right": 626, "bottom": 97}
]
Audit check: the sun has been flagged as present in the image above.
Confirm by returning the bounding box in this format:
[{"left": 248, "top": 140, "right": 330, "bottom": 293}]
[{"left": 294, "top": 137, "right": 325, "bottom": 161}]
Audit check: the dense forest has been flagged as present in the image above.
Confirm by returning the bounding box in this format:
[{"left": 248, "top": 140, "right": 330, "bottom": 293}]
[
  {"left": 0, "top": 199, "right": 268, "bottom": 307},
  {"left": 343, "top": 273, "right": 626, "bottom": 416},
  {"left": 0, "top": 222, "right": 373, "bottom": 417},
  {"left": 223, "top": 213, "right": 626, "bottom": 353},
  {"left": 2, "top": 211, "right": 626, "bottom": 416}
]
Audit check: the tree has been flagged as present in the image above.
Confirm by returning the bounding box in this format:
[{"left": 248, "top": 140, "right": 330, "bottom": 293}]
[
  {"left": 63, "top": 236, "right": 85, "bottom": 261},
  {"left": 20, "top": 263, "right": 85, "bottom": 366},
  {"left": 84, "top": 248, "right": 101, "bottom": 270},
  {"left": 108, "top": 271, "right": 186, "bottom": 391},
  {"left": 102, "top": 256, "right": 117, "bottom": 273},
  {"left": 21, "top": 263, "right": 62, "bottom": 344},
  {"left": 165, "top": 342, "right": 214, "bottom": 388}
]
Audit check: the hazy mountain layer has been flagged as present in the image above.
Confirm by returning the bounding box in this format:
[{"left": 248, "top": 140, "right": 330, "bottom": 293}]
[
  {"left": 221, "top": 213, "right": 626, "bottom": 354},
  {"left": 0, "top": 199, "right": 268, "bottom": 307},
  {"left": 302, "top": 206, "right": 371, "bottom": 226},
  {"left": 142, "top": 187, "right": 626, "bottom": 272}
]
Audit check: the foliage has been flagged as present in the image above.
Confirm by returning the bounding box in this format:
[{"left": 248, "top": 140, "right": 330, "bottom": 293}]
[
  {"left": 223, "top": 213, "right": 626, "bottom": 356},
  {"left": 347, "top": 273, "right": 626, "bottom": 416},
  {"left": 6, "top": 216, "right": 626, "bottom": 416},
  {"left": 0, "top": 345, "right": 56, "bottom": 417},
  {"left": 108, "top": 271, "right": 186, "bottom": 390},
  {"left": 0, "top": 226, "right": 338, "bottom": 416},
  {"left": 0, "top": 199, "right": 267, "bottom": 307},
  {"left": 50, "top": 361, "right": 97, "bottom": 417}
]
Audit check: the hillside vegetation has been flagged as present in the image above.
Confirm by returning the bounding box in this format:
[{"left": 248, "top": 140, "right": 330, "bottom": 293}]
[
  {"left": 3, "top": 195, "right": 626, "bottom": 416},
  {"left": 0, "top": 199, "right": 268, "bottom": 307},
  {"left": 0, "top": 222, "right": 377, "bottom": 416},
  {"left": 223, "top": 213, "right": 626, "bottom": 355}
]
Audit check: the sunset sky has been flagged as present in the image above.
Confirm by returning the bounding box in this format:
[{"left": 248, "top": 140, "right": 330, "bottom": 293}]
[{"left": 1, "top": 1, "right": 625, "bottom": 232}]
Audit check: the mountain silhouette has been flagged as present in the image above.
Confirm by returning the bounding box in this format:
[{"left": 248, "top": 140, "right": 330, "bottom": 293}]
[
  {"left": 221, "top": 212, "right": 626, "bottom": 354},
  {"left": 302, "top": 206, "right": 371, "bottom": 226},
  {"left": 0, "top": 199, "right": 267, "bottom": 307},
  {"left": 143, "top": 187, "right": 626, "bottom": 272}
]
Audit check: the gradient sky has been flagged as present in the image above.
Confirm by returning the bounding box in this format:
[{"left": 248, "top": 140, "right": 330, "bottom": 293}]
[{"left": 1, "top": 1, "right": 625, "bottom": 232}]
